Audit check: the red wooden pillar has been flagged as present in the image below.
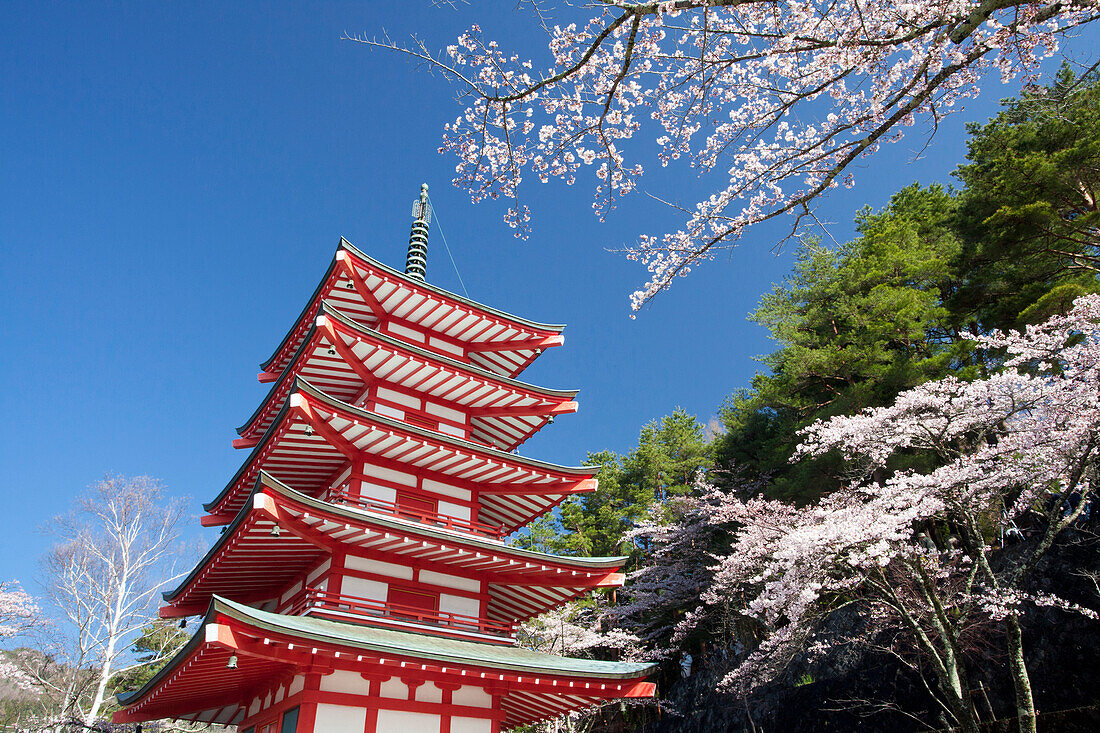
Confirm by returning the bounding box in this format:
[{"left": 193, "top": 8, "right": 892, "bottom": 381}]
[
  {"left": 436, "top": 681, "right": 463, "bottom": 733},
  {"left": 360, "top": 673, "right": 386, "bottom": 733},
  {"left": 488, "top": 688, "right": 505, "bottom": 733},
  {"left": 297, "top": 673, "right": 321, "bottom": 732}
]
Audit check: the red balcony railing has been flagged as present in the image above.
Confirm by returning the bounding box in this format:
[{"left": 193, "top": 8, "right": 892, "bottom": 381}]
[
  {"left": 328, "top": 487, "right": 505, "bottom": 540},
  {"left": 288, "top": 587, "right": 515, "bottom": 640}
]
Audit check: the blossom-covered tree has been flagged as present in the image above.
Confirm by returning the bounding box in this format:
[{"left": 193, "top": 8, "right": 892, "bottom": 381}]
[
  {"left": 518, "top": 598, "right": 642, "bottom": 660},
  {"left": 682, "top": 295, "right": 1100, "bottom": 733},
  {"left": 611, "top": 495, "right": 718, "bottom": 659},
  {"left": 355, "top": 0, "right": 1099, "bottom": 308},
  {"left": 0, "top": 580, "right": 40, "bottom": 690},
  {"left": 608, "top": 472, "right": 768, "bottom": 660},
  {"left": 515, "top": 600, "right": 647, "bottom": 732}
]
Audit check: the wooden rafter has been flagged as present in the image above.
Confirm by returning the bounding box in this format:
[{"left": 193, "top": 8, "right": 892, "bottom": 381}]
[{"left": 336, "top": 252, "right": 387, "bottom": 322}]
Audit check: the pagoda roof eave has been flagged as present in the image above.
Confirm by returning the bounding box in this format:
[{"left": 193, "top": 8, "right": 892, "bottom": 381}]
[
  {"left": 338, "top": 239, "right": 566, "bottom": 334},
  {"left": 236, "top": 321, "right": 319, "bottom": 437},
  {"left": 260, "top": 238, "right": 565, "bottom": 375},
  {"left": 165, "top": 477, "right": 266, "bottom": 603},
  {"left": 295, "top": 376, "right": 592, "bottom": 476},
  {"left": 237, "top": 301, "right": 579, "bottom": 439},
  {"left": 203, "top": 386, "right": 297, "bottom": 514},
  {"left": 206, "top": 376, "right": 594, "bottom": 516},
  {"left": 115, "top": 613, "right": 208, "bottom": 708},
  {"left": 117, "top": 596, "right": 655, "bottom": 725},
  {"left": 269, "top": 472, "right": 626, "bottom": 570},
  {"left": 259, "top": 253, "right": 341, "bottom": 375},
  {"left": 175, "top": 471, "right": 626, "bottom": 606},
  {"left": 322, "top": 300, "right": 578, "bottom": 399},
  {"left": 217, "top": 595, "right": 654, "bottom": 678}
]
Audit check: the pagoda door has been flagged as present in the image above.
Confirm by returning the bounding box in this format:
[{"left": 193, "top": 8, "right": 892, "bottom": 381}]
[
  {"left": 388, "top": 585, "right": 439, "bottom": 624},
  {"left": 396, "top": 491, "right": 437, "bottom": 522}
]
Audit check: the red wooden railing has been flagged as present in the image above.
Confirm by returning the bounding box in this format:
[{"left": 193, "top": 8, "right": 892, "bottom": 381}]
[
  {"left": 328, "top": 487, "right": 505, "bottom": 540},
  {"left": 288, "top": 587, "right": 514, "bottom": 638}
]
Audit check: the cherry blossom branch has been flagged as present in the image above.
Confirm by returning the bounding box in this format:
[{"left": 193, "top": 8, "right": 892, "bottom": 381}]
[{"left": 361, "top": 0, "right": 1099, "bottom": 309}]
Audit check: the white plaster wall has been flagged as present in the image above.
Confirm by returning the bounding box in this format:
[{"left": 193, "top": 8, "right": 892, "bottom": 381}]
[
  {"left": 341, "top": 575, "right": 388, "bottom": 603},
  {"left": 319, "top": 670, "right": 368, "bottom": 695},
  {"left": 425, "top": 401, "right": 465, "bottom": 424},
  {"left": 362, "top": 463, "right": 417, "bottom": 487},
  {"left": 452, "top": 686, "right": 493, "bottom": 708},
  {"left": 376, "top": 386, "right": 422, "bottom": 410},
  {"left": 314, "top": 703, "right": 368, "bottom": 731},
  {"left": 379, "top": 676, "right": 407, "bottom": 699},
  {"left": 451, "top": 717, "right": 493, "bottom": 733},
  {"left": 419, "top": 570, "right": 481, "bottom": 593},
  {"left": 374, "top": 403, "right": 405, "bottom": 421},
  {"left": 437, "top": 501, "right": 471, "bottom": 521},
  {"left": 439, "top": 593, "right": 481, "bottom": 618},
  {"left": 421, "top": 480, "right": 471, "bottom": 502},
  {"left": 437, "top": 423, "right": 466, "bottom": 439},
  {"left": 360, "top": 482, "right": 398, "bottom": 504},
  {"left": 288, "top": 675, "right": 305, "bottom": 696},
  {"left": 345, "top": 555, "right": 413, "bottom": 580},
  {"left": 428, "top": 337, "right": 463, "bottom": 356},
  {"left": 386, "top": 322, "right": 427, "bottom": 343},
  {"left": 376, "top": 709, "right": 440, "bottom": 732},
  {"left": 416, "top": 683, "right": 443, "bottom": 704}
]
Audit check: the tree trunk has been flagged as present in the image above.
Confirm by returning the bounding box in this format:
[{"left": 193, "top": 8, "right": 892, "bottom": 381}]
[
  {"left": 942, "top": 657, "right": 983, "bottom": 733},
  {"left": 85, "top": 648, "right": 114, "bottom": 727},
  {"left": 85, "top": 579, "right": 128, "bottom": 727},
  {"left": 1004, "top": 615, "right": 1037, "bottom": 733}
]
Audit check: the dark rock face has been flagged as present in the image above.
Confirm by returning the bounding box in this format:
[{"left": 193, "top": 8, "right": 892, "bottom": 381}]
[
  {"left": 635, "top": 645, "right": 935, "bottom": 733},
  {"left": 593, "top": 533, "right": 1100, "bottom": 733}
]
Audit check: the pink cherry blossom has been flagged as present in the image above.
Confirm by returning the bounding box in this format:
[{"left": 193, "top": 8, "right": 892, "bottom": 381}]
[
  {"left": 353, "top": 1, "right": 1099, "bottom": 308},
  {"left": 0, "top": 580, "right": 40, "bottom": 691},
  {"left": 669, "top": 295, "right": 1100, "bottom": 729}
]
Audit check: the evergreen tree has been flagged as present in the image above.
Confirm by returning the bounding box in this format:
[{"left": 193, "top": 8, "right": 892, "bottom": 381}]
[
  {"left": 511, "top": 411, "right": 712, "bottom": 563},
  {"left": 953, "top": 63, "right": 1100, "bottom": 328},
  {"left": 716, "top": 185, "right": 967, "bottom": 500},
  {"left": 109, "top": 619, "right": 190, "bottom": 700}
]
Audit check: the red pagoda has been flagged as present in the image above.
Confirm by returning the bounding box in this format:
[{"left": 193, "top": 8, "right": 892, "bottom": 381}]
[{"left": 114, "top": 185, "right": 655, "bottom": 732}]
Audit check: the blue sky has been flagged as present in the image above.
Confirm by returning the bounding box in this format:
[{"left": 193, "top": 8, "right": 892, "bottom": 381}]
[{"left": 1, "top": 3, "right": 1094, "bottom": 588}]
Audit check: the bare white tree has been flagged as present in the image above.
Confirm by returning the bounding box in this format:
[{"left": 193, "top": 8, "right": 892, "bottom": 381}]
[{"left": 39, "top": 475, "right": 187, "bottom": 729}]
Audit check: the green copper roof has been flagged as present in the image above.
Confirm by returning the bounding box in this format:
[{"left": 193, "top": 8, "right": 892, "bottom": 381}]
[
  {"left": 215, "top": 596, "right": 654, "bottom": 678},
  {"left": 118, "top": 596, "right": 654, "bottom": 708}
]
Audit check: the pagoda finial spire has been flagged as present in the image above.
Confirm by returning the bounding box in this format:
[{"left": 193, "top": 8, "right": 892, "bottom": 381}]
[{"left": 405, "top": 183, "right": 431, "bottom": 282}]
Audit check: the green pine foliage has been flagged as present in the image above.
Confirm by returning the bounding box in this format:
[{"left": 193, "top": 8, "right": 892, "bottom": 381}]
[
  {"left": 716, "top": 183, "right": 971, "bottom": 499},
  {"left": 109, "top": 620, "right": 191, "bottom": 703},
  {"left": 953, "top": 63, "right": 1100, "bottom": 330},
  {"left": 511, "top": 410, "right": 712, "bottom": 564}
]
